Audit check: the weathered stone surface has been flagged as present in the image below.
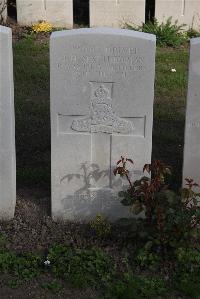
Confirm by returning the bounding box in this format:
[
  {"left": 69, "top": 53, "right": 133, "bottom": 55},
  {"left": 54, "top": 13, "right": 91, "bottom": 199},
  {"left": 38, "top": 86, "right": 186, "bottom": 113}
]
[
  {"left": 16, "top": 0, "right": 73, "bottom": 28},
  {"left": 155, "top": 0, "right": 200, "bottom": 30},
  {"left": 183, "top": 38, "right": 200, "bottom": 186},
  {"left": 90, "top": 0, "right": 145, "bottom": 28},
  {"left": 0, "top": 0, "right": 7, "bottom": 23},
  {"left": 50, "top": 28, "right": 156, "bottom": 221},
  {"left": 0, "top": 26, "right": 16, "bottom": 220}
]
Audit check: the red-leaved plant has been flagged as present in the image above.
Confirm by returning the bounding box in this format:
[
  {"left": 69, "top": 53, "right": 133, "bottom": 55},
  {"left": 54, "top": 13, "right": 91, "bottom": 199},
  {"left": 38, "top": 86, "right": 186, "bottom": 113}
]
[{"left": 114, "top": 156, "right": 200, "bottom": 249}]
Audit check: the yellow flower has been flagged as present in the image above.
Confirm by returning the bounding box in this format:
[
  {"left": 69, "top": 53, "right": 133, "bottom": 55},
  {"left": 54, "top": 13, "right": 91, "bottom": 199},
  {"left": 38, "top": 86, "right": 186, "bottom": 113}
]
[{"left": 32, "top": 21, "right": 53, "bottom": 33}]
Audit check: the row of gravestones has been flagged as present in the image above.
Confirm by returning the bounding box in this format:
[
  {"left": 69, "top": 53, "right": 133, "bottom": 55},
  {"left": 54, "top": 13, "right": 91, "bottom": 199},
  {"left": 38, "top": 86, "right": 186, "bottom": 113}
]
[
  {"left": 1, "top": 0, "right": 200, "bottom": 29},
  {"left": 0, "top": 25, "right": 199, "bottom": 222}
]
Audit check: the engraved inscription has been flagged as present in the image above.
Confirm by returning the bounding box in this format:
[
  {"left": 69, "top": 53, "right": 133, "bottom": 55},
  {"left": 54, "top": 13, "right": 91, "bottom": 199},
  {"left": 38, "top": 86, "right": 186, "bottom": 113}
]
[
  {"left": 188, "top": 120, "right": 200, "bottom": 128},
  {"left": 56, "top": 45, "right": 145, "bottom": 79},
  {"left": 71, "top": 83, "right": 134, "bottom": 134}
]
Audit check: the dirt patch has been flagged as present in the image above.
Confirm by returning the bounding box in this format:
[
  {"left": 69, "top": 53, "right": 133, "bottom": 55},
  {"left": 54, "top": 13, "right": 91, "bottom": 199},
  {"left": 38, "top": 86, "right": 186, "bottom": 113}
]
[
  {"left": 0, "top": 274, "right": 98, "bottom": 299},
  {"left": 0, "top": 188, "right": 121, "bottom": 256},
  {"left": 5, "top": 17, "right": 51, "bottom": 43}
]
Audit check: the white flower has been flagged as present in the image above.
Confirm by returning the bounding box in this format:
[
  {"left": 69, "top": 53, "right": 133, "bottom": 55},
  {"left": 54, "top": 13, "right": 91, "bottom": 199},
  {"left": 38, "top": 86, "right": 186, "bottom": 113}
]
[
  {"left": 44, "top": 259, "right": 50, "bottom": 266},
  {"left": 171, "top": 68, "right": 176, "bottom": 72}
]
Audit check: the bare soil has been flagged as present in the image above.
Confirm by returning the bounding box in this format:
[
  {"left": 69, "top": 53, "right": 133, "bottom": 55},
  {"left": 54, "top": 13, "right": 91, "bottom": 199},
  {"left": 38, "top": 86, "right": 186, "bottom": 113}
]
[{"left": 0, "top": 188, "right": 119, "bottom": 254}]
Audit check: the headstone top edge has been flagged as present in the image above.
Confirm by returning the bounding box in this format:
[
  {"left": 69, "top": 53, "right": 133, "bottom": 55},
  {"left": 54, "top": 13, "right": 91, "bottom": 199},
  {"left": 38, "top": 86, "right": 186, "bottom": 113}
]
[
  {"left": 50, "top": 27, "right": 156, "bottom": 42},
  {"left": 0, "top": 25, "right": 12, "bottom": 35}
]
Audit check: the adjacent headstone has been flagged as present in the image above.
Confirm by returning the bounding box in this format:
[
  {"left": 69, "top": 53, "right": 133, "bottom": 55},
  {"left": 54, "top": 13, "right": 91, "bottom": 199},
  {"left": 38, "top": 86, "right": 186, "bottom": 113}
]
[
  {"left": 16, "top": 0, "right": 73, "bottom": 28},
  {"left": 155, "top": 0, "right": 200, "bottom": 30},
  {"left": 183, "top": 38, "right": 200, "bottom": 186},
  {"left": 0, "top": 26, "right": 16, "bottom": 220},
  {"left": 90, "top": 0, "right": 145, "bottom": 28},
  {"left": 0, "top": 0, "right": 7, "bottom": 24},
  {"left": 50, "top": 28, "right": 156, "bottom": 221}
]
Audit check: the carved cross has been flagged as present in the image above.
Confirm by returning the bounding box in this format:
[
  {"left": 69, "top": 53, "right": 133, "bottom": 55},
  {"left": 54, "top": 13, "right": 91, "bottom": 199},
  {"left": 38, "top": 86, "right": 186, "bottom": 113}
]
[{"left": 58, "top": 82, "right": 145, "bottom": 189}]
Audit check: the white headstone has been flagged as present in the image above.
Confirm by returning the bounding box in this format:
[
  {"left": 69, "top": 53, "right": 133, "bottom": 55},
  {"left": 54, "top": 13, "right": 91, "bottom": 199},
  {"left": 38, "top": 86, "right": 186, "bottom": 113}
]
[
  {"left": 155, "top": 0, "right": 200, "bottom": 30},
  {"left": 90, "top": 0, "right": 145, "bottom": 28},
  {"left": 0, "top": 26, "right": 16, "bottom": 220},
  {"left": 183, "top": 38, "right": 200, "bottom": 186},
  {"left": 16, "top": 0, "right": 73, "bottom": 28},
  {"left": 50, "top": 28, "right": 156, "bottom": 221}
]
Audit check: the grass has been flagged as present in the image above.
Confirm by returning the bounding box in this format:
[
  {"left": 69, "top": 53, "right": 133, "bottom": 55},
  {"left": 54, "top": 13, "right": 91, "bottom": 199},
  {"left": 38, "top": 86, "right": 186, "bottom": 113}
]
[
  {"left": 153, "top": 47, "right": 188, "bottom": 189},
  {"left": 13, "top": 36, "right": 188, "bottom": 191},
  {"left": 14, "top": 37, "right": 50, "bottom": 189}
]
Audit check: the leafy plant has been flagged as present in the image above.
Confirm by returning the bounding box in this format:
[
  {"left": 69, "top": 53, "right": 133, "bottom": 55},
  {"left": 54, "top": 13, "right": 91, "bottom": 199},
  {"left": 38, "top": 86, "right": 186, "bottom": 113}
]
[
  {"left": 41, "top": 279, "right": 62, "bottom": 293},
  {"left": 48, "top": 245, "right": 115, "bottom": 288},
  {"left": 172, "top": 246, "right": 200, "bottom": 297},
  {"left": 187, "top": 27, "right": 200, "bottom": 38},
  {"left": 174, "top": 270, "right": 200, "bottom": 298},
  {"left": 135, "top": 248, "right": 161, "bottom": 270},
  {"left": 89, "top": 214, "right": 111, "bottom": 238},
  {"left": 0, "top": 249, "right": 42, "bottom": 286},
  {"left": 105, "top": 271, "right": 141, "bottom": 299},
  {"left": 105, "top": 271, "right": 168, "bottom": 299},
  {"left": 125, "top": 17, "right": 187, "bottom": 47},
  {"left": 176, "top": 247, "right": 200, "bottom": 267},
  {"left": 114, "top": 157, "right": 200, "bottom": 253}
]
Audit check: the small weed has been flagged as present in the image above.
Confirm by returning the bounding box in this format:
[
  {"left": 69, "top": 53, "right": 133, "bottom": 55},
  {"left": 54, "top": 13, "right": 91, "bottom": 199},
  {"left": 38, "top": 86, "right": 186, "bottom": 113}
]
[
  {"left": 176, "top": 247, "right": 200, "bottom": 268},
  {"left": 48, "top": 245, "right": 115, "bottom": 288},
  {"left": 174, "top": 270, "right": 200, "bottom": 298},
  {"left": 7, "top": 278, "right": 24, "bottom": 289},
  {"left": 0, "top": 251, "right": 42, "bottom": 284},
  {"left": 41, "top": 279, "right": 62, "bottom": 293},
  {"left": 89, "top": 214, "right": 111, "bottom": 238},
  {"left": 0, "top": 234, "right": 7, "bottom": 250},
  {"left": 135, "top": 248, "right": 161, "bottom": 271},
  {"left": 173, "top": 247, "right": 200, "bottom": 298},
  {"left": 187, "top": 28, "right": 200, "bottom": 38},
  {"left": 105, "top": 271, "right": 168, "bottom": 299}
]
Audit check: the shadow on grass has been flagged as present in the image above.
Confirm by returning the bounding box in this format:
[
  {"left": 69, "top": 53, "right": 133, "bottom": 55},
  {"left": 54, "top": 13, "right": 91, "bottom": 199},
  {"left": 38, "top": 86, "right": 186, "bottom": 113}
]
[{"left": 14, "top": 37, "right": 50, "bottom": 192}]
